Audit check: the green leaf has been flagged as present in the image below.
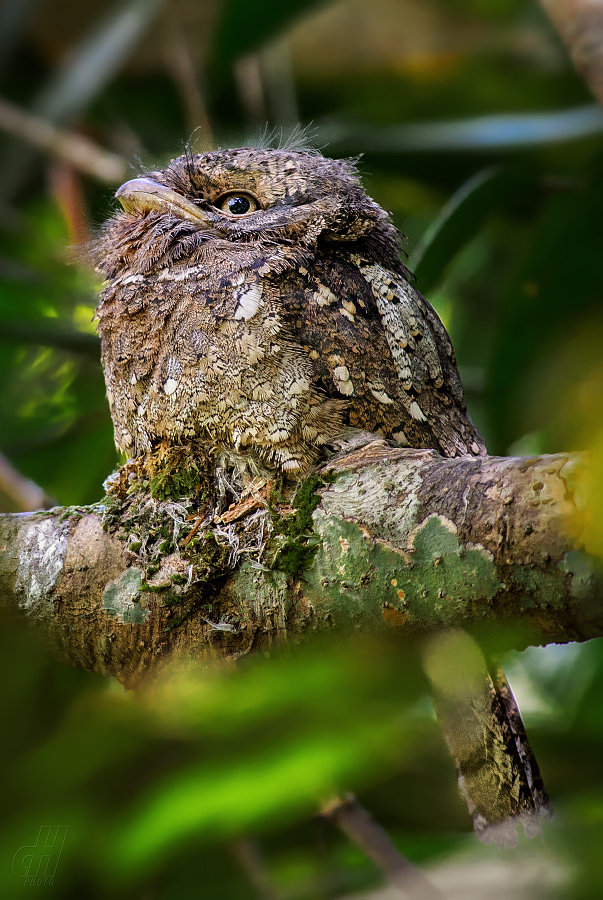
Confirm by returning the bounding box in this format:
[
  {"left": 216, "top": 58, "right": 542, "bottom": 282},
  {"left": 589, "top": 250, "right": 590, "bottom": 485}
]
[
  {"left": 110, "top": 641, "right": 429, "bottom": 873},
  {"left": 409, "top": 167, "right": 529, "bottom": 295},
  {"left": 212, "top": 0, "right": 327, "bottom": 69},
  {"left": 488, "top": 173, "right": 603, "bottom": 453}
]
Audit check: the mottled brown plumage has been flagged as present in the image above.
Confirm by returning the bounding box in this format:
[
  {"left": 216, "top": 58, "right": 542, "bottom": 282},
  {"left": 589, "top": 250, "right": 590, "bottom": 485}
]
[
  {"left": 94, "top": 147, "right": 485, "bottom": 470},
  {"left": 93, "top": 146, "right": 551, "bottom": 843}
]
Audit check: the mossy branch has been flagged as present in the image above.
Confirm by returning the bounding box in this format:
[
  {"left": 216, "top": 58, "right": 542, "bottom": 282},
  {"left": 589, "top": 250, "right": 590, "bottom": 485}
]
[{"left": 0, "top": 442, "right": 600, "bottom": 688}]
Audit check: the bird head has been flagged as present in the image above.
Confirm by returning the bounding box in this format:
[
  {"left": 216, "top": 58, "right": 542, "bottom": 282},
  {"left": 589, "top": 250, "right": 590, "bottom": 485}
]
[{"left": 95, "top": 148, "right": 402, "bottom": 278}]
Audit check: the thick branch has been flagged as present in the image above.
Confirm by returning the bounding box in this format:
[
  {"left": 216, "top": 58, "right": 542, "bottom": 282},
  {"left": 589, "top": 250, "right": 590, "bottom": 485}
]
[{"left": 0, "top": 446, "right": 599, "bottom": 688}]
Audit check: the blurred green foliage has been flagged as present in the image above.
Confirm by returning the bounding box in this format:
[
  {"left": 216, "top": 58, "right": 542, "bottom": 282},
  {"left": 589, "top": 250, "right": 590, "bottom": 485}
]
[
  {"left": 3, "top": 614, "right": 603, "bottom": 899},
  {"left": 0, "top": 202, "right": 115, "bottom": 505},
  {"left": 2, "top": 0, "right": 603, "bottom": 896},
  {"left": 0, "top": 622, "right": 446, "bottom": 898}
]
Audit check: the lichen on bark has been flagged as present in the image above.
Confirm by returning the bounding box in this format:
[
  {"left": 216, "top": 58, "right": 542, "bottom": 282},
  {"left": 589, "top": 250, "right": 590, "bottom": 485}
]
[{"left": 0, "top": 443, "right": 601, "bottom": 686}]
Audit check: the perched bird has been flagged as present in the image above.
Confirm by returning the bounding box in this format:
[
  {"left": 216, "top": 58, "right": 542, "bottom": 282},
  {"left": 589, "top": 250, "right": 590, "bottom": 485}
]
[
  {"left": 94, "top": 146, "right": 552, "bottom": 841},
  {"left": 94, "top": 147, "right": 485, "bottom": 471}
]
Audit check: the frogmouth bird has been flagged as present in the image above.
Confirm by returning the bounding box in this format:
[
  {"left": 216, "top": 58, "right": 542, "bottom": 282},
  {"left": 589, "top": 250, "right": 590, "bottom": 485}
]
[{"left": 94, "top": 146, "right": 552, "bottom": 842}]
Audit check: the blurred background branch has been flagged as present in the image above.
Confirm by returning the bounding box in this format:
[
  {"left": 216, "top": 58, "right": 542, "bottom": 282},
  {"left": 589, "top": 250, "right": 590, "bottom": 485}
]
[
  {"left": 0, "top": 449, "right": 54, "bottom": 511},
  {"left": 0, "top": 0, "right": 165, "bottom": 200},
  {"left": 322, "top": 795, "right": 441, "bottom": 900},
  {"left": 0, "top": 96, "right": 126, "bottom": 182}
]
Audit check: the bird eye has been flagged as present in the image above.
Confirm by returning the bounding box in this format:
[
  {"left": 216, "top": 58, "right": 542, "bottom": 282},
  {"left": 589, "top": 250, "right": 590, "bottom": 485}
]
[{"left": 217, "top": 193, "right": 258, "bottom": 216}]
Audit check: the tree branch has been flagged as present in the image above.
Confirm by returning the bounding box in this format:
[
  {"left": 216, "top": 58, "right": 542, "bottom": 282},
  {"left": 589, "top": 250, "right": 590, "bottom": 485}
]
[{"left": 0, "top": 444, "right": 599, "bottom": 688}]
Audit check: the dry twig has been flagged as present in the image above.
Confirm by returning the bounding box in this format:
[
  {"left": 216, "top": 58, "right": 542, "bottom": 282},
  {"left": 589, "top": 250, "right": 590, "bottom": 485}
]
[{"left": 322, "top": 795, "right": 441, "bottom": 899}]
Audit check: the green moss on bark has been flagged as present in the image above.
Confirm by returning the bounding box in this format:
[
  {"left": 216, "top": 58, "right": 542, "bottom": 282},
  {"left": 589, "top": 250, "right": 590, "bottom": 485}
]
[{"left": 267, "top": 474, "right": 334, "bottom": 578}]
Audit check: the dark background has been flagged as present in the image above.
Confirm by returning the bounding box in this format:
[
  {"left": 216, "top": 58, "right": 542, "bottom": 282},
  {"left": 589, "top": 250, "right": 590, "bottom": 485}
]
[{"left": 1, "top": 0, "right": 603, "bottom": 897}]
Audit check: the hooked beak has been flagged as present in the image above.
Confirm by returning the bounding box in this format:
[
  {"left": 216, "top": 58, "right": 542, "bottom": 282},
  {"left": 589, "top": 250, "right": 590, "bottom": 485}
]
[{"left": 115, "top": 177, "right": 212, "bottom": 225}]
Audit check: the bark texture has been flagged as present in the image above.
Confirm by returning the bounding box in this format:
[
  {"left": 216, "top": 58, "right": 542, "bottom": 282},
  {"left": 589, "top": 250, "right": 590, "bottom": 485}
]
[{"left": 0, "top": 444, "right": 599, "bottom": 689}]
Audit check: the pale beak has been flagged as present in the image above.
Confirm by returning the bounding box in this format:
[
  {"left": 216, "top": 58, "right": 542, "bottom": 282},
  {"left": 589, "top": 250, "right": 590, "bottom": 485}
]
[{"left": 115, "top": 177, "right": 212, "bottom": 225}]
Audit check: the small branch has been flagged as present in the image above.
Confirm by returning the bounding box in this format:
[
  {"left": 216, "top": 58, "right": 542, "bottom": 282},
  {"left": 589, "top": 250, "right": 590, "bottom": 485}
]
[
  {"left": 322, "top": 794, "right": 441, "bottom": 899},
  {"left": 234, "top": 55, "right": 268, "bottom": 128},
  {"left": 261, "top": 39, "right": 300, "bottom": 127},
  {"left": 0, "top": 322, "right": 100, "bottom": 358},
  {"left": 0, "top": 451, "right": 54, "bottom": 512},
  {"left": 231, "top": 839, "right": 283, "bottom": 900},
  {"left": 49, "top": 159, "right": 93, "bottom": 245},
  {"left": 540, "top": 0, "right": 603, "bottom": 109},
  {"left": 0, "top": 96, "right": 127, "bottom": 183},
  {"left": 164, "top": 12, "right": 214, "bottom": 149}
]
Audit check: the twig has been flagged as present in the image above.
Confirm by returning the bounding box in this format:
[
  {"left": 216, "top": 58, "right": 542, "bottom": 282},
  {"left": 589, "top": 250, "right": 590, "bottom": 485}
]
[
  {"left": 49, "top": 159, "right": 93, "bottom": 245},
  {"left": 182, "top": 511, "right": 209, "bottom": 547},
  {"left": 234, "top": 55, "right": 268, "bottom": 128},
  {"left": 164, "top": 10, "right": 214, "bottom": 149},
  {"left": 261, "top": 39, "right": 299, "bottom": 127},
  {"left": 321, "top": 794, "right": 441, "bottom": 900},
  {"left": 0, "top": 451, "right": 54, "bottom": 512},
  {"left": 216, "top": 494, "right": 265, "bottom": 525},
  {"left": 0, "top": 96, "right": 126, "bottom": 183},
  {"left": 231, "top": 838, "right": 283, "bottom": 900},
  {"left": 0, "top": 322, "right": 100, "bottom": 359},
  {"left": 540, "top": 0, "right": 603, "bottom": 109}
]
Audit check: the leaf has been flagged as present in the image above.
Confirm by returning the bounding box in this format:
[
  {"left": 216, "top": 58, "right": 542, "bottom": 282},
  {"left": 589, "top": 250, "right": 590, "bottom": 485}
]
[
  {"left": 488, "top": 173, "right": 603, "bottom": 453},
  {"left": 111, "top": 641, "right": 429, "bottom": 873},
  {"left": 320, "top": 106, "right": 603, "bottom": 155},
  {"left": 34, "top": 0, "right": 165, "bottom": 125},
  {"left": 409, "top": 166, "right": 528, "bottom": 295},
  {"left": 212, "top": 0, "right": 327, "bottom": 70}
]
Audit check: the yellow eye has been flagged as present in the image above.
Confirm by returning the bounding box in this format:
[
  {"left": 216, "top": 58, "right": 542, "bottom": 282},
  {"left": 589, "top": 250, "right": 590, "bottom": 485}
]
[{"left": 217, "top": 193, "right": 259, "bottom": 215}]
